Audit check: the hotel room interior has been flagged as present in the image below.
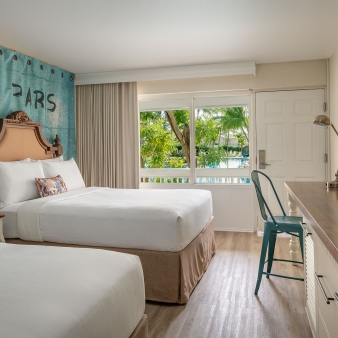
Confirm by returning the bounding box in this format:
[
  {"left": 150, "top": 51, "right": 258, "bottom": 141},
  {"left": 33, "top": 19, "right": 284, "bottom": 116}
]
[{"left": 1, "top": 1, "right": 338, "bottom": 337}]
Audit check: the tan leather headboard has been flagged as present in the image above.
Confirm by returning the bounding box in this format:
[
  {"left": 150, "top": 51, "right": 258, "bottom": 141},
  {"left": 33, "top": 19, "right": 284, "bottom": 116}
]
[{"left": 0, "top": 111, "right": 62, "bottom": 161}]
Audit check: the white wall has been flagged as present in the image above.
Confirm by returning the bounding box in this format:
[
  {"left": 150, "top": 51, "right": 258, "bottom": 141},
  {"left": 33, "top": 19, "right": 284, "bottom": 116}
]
[{"left": 330, "top": 50, "right": 338, "bottom": 178}]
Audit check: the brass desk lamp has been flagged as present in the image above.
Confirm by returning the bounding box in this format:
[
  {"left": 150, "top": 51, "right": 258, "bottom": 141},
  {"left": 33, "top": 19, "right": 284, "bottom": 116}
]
[{"left": 313, "top": 115, "right": 338, "bottom": 187}]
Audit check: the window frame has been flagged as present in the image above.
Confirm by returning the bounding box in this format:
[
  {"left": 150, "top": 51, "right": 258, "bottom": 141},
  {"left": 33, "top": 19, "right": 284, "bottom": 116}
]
[{"left": 139, "top": 90, "right": 252, "bottom": 185}]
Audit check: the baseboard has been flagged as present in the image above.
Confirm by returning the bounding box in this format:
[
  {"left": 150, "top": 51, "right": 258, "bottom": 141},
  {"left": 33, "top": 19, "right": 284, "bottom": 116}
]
[{"left": 214, "top": 228, "right": 254, "bottom": 232}]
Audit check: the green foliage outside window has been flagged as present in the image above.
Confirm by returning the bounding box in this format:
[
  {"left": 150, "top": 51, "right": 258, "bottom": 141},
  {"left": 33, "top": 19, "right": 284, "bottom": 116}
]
[
  {"left": 140, "top": 107, "right": 249, "bottom": 169},
  {"left": 140, "top": 115, "right": 185, "bottom": 168}
]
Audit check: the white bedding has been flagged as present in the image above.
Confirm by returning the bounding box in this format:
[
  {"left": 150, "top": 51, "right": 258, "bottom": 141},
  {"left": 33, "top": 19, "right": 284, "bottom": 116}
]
[
  {"left": 16, "top": 187, "right": 213, "bottom": 252},
  {"left": 0, "top": 243, "right": 145, "bottom": 338},
  {"left": 2, "top": 201, "right": 23, "bottom": 238}
]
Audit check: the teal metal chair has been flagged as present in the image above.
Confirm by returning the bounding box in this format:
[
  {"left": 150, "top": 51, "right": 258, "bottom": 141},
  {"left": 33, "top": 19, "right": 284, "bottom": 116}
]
[{"left": 251, "top": 170, "right": 304, "bottom": 295}]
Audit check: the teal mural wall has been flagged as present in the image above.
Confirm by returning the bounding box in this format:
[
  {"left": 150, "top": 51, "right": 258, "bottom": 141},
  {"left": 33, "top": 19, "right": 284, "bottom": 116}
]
[{"left": 0, "top": 46, "right": 75, "bottom": 160}]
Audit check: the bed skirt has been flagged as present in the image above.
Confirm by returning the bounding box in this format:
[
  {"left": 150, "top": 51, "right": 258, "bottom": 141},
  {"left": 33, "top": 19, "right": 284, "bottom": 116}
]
[
  {"left": 7, "top": 217, "right": 215, "bottom": 304},
  {"left": 130, "top": 314, "right": 148, "bottom": 338}
]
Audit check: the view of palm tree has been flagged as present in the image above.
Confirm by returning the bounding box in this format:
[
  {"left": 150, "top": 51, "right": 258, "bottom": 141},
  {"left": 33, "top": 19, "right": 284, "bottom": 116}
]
[{"left": 140, "top": 107, "right": 249, "bottom": 169}]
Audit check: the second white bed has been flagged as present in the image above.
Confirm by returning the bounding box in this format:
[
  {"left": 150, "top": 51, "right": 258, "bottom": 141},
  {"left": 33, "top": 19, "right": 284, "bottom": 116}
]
[{"left": 0, "top": 243, "right": 145, "bottom": 338}]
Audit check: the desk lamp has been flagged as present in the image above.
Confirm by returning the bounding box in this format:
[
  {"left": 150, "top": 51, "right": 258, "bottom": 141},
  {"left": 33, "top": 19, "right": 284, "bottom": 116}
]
[{"left": 313, "top": 115, "right": 338, "bottom": 187}]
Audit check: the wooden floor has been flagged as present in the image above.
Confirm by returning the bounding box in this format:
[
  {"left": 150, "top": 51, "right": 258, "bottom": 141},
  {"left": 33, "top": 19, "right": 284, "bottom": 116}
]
[{"left": 145, "top": 232, "right": 312, "bottom": 338}]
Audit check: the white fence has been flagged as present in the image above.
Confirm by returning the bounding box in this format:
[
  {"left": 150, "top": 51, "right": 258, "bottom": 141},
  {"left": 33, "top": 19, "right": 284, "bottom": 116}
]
[{"left": 140, "top": 168, "right": 250, "bottom": 185}]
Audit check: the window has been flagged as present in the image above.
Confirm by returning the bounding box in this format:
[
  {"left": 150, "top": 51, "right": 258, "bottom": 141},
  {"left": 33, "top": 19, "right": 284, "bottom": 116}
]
[
  {"left": 140, "top": 101, "right": 190, "bottom": 169},
  {"left": 139, "top": 95, "right": 250, "bottom": 184}
]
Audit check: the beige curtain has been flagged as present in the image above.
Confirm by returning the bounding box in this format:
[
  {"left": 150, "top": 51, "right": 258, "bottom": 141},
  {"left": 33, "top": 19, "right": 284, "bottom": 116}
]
[{"left": 76, "top": 82, "right": 139, "bottom": 189}]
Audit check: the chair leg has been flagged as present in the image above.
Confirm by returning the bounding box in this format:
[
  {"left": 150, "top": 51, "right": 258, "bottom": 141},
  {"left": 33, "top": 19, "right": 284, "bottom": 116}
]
[
  {"left": 266, "top": 230, "right": 277, "bottom": 278},
  {"left": 254, "top": 228, "right": 270, "bottom": 295},
  {"left": 298, "top": 230, "right": 304, "bottom": 263}
]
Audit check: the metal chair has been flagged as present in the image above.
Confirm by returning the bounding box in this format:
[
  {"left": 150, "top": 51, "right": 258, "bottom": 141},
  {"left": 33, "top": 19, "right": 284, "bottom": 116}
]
[{"left": 251, "top": 170, "right": 304, "bottom": 295}]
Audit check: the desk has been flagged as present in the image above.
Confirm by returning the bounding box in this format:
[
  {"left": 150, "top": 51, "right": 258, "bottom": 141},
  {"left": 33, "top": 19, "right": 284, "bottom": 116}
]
[
  {"left": 284, "top": 182, "right": 338, "bottom": 338},
  {"left": 285, "top": 181, "right": 338, "bottom": 263}
]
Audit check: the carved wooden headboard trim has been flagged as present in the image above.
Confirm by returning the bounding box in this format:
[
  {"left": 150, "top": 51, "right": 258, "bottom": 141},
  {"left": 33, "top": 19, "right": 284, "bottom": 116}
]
[{"left": 0, "top": 111, "right": 62, "bottom": 160}]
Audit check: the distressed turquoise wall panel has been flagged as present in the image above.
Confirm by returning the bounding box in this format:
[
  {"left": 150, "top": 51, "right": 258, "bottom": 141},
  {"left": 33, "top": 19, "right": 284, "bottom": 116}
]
[{"left": 0, "top": 46, "right": 75, "bottom": 160}]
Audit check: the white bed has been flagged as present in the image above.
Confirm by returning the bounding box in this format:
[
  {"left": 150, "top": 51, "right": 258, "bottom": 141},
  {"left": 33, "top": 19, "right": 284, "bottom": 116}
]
[
  {"left": 0, "top": 243, "right": 146, "bottom": 338},
  {"left": 2, "top": 201, "right": 24, "bottom": 238},
  {"left": 0, "top": 112, "right": 216, "bottom": 304},
  {"left": 4, "top": 186, "right": 215, "bottom": 304},
  {"left": 6, "top": 187, "right": 212, "bottom": 252}
]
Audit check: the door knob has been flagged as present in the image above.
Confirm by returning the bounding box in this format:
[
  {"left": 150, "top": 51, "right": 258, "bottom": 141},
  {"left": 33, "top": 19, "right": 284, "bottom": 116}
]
[{"left": 258, "top": 150, "right": 271, "bottom": 169}]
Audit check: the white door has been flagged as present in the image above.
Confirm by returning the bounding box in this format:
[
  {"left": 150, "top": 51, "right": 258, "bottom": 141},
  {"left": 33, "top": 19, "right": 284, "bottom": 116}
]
[{"left": 255, "top": 89, "right": 326, "bottom": 230}]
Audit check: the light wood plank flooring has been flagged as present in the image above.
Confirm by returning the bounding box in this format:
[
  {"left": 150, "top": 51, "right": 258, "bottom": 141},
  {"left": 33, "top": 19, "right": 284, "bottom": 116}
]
[{"left": 145, "top": 231, "right": 312, "bottom": 338}]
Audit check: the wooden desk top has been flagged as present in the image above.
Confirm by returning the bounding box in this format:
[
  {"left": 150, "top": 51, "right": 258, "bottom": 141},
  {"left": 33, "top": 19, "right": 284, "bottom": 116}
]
[{"left": 285, "top": 181, "right": 338, "bottom": 263}]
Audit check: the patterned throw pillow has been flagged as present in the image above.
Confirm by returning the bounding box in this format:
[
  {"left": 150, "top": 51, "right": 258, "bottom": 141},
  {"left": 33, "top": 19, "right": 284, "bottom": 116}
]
[{"left": 35, "top": 175, "right": 67, "bottom": 197}]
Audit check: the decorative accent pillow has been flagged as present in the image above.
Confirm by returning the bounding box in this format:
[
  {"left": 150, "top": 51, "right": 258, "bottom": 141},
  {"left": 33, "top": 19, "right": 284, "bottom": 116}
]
[
  {"left": 41, "top": 158, "right": 85, "bottom": 191},
  {"left": 35, "top": 175, "right": 68, "bottom": 197}
]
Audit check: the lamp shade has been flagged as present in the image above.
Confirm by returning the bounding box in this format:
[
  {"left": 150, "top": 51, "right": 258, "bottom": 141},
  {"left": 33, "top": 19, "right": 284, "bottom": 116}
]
[
  {"left": 313, "top": 114, "right": 338, "bottom": 136},
  {"left": 313, "top": 115, "right": 331, "bottom": 126}
]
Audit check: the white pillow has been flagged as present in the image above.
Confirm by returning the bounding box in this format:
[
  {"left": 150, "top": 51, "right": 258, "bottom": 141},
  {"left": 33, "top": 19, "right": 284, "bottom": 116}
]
[
  {"left": 0, "top": 161, "right": 45, "bottom": 208},
  {"left": 29, "top": 156, "right": 63, "bottom": 162},
  {"left": 41, "top": 158, "right": 85, "bottom": 191},
  {"left": 12, "top": 159, "right": 30, "bottom": 162}
]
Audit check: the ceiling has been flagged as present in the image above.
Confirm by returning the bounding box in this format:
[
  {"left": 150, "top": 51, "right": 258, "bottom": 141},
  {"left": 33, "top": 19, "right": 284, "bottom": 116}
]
[{"left": 1, "top": 0, "right": 338, "bottom": 74}]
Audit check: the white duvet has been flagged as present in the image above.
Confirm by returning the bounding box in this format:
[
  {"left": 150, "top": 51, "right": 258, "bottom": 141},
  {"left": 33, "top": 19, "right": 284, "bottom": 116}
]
[
  {"left": 17, "top": 187, "right": 213, "bottom": 252},
  {"left": 0, "top": 243, "right": 145, "bottom": 338}
]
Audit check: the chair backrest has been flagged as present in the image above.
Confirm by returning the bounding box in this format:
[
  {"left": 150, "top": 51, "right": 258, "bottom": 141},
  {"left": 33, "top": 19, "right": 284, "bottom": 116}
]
[{"left": 251, "top": 170, "right": 286, "bottom": 223}]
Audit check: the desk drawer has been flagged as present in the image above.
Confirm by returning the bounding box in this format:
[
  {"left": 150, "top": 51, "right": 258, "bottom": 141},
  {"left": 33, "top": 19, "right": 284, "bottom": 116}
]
[
  {"left": 317, "top": 240, "right": 338, "bottom": 337},
  {"left": 317, "top": 240, "right": 338, "bottom": 304},
  {"left": 317, "top": 276, "right": 338, "bottom": 338}
]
